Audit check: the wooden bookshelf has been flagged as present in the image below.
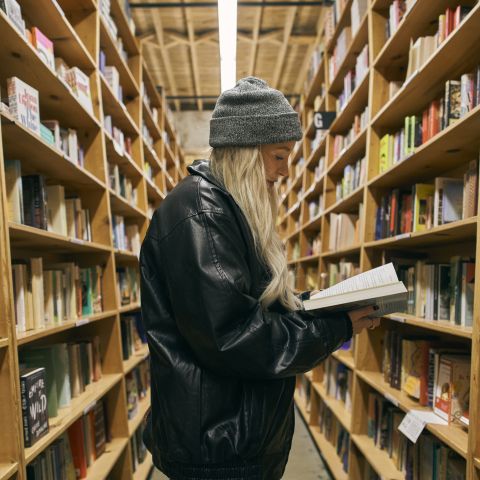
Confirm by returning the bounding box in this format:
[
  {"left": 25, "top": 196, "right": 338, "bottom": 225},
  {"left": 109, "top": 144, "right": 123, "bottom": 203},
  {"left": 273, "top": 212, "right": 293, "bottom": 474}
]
[
  {"left": 288, "top": 1, "right": 480, "bottom": 479},
  {"left": 0, "top": 1, "right": 187, "bottom": 478},
  {"left": 128, "top": 390, "right": 151, "bottom": 437}
]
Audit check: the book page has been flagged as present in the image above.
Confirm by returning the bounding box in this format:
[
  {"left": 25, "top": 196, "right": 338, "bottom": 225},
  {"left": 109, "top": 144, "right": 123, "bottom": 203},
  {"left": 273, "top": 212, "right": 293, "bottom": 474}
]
[{"left": 310, "top": 263, "right": 399, "bottom": 299}]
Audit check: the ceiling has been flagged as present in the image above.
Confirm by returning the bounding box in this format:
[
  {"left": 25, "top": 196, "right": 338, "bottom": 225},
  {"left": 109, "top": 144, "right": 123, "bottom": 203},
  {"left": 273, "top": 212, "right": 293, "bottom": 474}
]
[{"left": 131, "top": 1, "right": 325, "bottom": 110}]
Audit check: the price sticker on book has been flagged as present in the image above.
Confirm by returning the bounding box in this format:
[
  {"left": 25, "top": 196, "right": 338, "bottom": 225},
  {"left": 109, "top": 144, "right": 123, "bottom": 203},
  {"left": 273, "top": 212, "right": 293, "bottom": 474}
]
[{"left": 398, "top": 411, "right": 426, "bottom": 443}]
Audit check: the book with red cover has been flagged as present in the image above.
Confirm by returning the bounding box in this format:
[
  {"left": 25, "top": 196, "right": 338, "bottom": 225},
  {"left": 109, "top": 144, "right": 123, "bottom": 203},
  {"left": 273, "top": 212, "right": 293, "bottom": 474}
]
[
  {"left": 67, "top": 418, "right": 87, "bottom": 479},
  {"left": 429, "top": 99, "right": 441, "bottom": 138}
]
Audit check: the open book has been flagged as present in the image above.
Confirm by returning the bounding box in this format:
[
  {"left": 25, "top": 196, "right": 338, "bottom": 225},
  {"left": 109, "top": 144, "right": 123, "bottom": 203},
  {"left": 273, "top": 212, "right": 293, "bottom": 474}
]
[{"left": 303, "top": 263, "right": 407, "bottom": 317}]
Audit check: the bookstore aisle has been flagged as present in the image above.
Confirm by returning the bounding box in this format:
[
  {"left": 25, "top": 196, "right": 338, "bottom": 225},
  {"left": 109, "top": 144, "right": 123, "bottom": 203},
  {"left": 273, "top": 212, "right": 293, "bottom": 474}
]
[
  {"left": 0, "top": 0, "right": 185, "bottom": 479},
  {"left": 286, "top": 0, "right": 480, "bottom": 479}
]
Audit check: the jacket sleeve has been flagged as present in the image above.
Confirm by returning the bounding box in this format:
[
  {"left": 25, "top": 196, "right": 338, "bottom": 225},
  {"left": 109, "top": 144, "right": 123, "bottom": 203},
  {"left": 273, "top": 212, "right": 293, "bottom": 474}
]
[{"left": 140, "top": 209, "right": 352, "bottom": 379}]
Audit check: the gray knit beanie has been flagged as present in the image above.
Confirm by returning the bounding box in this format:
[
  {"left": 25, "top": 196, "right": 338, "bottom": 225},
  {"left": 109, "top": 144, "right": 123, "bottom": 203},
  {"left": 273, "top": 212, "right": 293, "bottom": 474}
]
[{"left": 209, "top": 76, "right": 303, "bottom": 147}]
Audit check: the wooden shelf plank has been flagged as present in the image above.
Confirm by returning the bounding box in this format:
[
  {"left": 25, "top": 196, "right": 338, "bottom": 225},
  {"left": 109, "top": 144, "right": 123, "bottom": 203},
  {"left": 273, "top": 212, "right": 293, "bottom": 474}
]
[
  {"left": 100, "top": 76, "right": 140, "bottom": 137},
  {"left": 364, "top": 216, "right": 478, "bottom": 249},
  {"left": 133, "top": 453, "right": 153, "bottom": 480},
  {"left": 351, "top": 434, "right": 403, "bottom": 480},
  {"left": 109, "top": 189, "right": 146, "bottom": 219},
  {"left": 143, "top": 139, "right": 163, "bottom": 172},
  {"left": 85, "top": 437, "right": 129, "bottom": 480},
  {"left": 332, "top": 349, "right": 355, "bottom": 370},
  {"left": 356, "top": 370, "right": 468, "bottom": 458},
  {"left": 1, "top": 115, "right": 105, "bottom": 192},
  {"left": 385, "top": 313, "right": 473, "bottom": 339},
  {"left": 325, "top": 185, "right": 364, "bottom": 215},
  {"left": 287, "top": 254, "right": 321, "bottom": 266},
  {"left": 0, "top": 12, "right": 100, "bottom": 130},
  {"left": 164, "top": 143, "right": 176, "bottom": 168},
  {"left": 25, "top": 373, "right": 123, "bottom": 464},
  {"left": 145, "top": 177, "right": 165, "bottom": 203},
  {"left": 9, "top": 222, "right": 112, "bottom": 255},
  {"left": 123, "top": 345, "right": 150, "bottom": 375},
  {"left": 0, "top": 338, "right": 9, "bottom": 349},
  {"left": 143, "top": 105, "right": 163, "bottom": 143},
  {"left": 322, "top": 244, "right": 361, "bottom": 259},
  {"left": 330, "top": 72, "right": 370, "bottom": 135},
  {"left": 328, "top": 12, "right": 369, "bottom": 95},
  {"left": 310, "top": 426, "right": 349, "bottom": 480},
  {"left": 115, "top": 249, "right": 139, "bottom": 263},
  {"left": 328, "top": 128, "right": 367, "bottom": 177},
  {"left": 105, "top": 133, "right": 143, "bottom": 180},
  {"left": 474, "top": 457, "right": 480, "bottom": 469},
  {"left": 372, "top": 4, "right": 480, "bottom": 129},
  {"left": 305, "top": 371, "right": 313, "bottom": 382},
  {"left": 20, "top": 0, "right": 96, "bottom": 70},
  {"left": 294, "top": 391, "right": 310, "bottom": 423},
  {"left": 109, "top": 0, "right": 140, "bottom": 57},
  {"left": 0, "top": 462, "right": 17, "bottom": 480},
  {"left": 312, "top": 381, "right": 352, "bottom": 432},
  {"left": 128, "top": 390, "right": 151, "bottom": 437},
  {"left": 119, "top": 303, "right": 141, "bottom": 314},
  {"left": 17, "top": 309, "right": 117, "bottom": 346}
]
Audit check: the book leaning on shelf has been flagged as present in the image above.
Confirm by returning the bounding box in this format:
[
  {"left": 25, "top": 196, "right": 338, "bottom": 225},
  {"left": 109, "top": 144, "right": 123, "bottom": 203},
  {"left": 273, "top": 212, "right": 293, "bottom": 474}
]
[{"left": 303, "top": 263, "right": 408, "bottom": 318}]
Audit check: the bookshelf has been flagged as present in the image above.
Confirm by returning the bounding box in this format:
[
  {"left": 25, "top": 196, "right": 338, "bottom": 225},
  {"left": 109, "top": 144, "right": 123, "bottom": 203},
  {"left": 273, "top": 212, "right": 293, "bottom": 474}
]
[
  {"left": 286, "top": 1, "right": 480, "bottom": 479},
  {"left": 0, "top": 1, "right": 186, "bottom": 479}
]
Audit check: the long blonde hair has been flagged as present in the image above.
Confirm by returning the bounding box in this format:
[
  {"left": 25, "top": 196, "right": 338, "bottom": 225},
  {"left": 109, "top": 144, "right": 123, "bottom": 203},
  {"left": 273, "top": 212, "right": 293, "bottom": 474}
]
[{"left": 210, "top": 147, "right": 302, "bottom": 311}]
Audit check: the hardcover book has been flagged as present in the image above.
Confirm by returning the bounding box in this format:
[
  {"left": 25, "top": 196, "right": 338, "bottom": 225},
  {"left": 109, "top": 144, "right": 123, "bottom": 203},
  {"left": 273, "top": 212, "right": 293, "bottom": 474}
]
[{"left": 7, "top": 77, "right": 41, "bottom": 135}]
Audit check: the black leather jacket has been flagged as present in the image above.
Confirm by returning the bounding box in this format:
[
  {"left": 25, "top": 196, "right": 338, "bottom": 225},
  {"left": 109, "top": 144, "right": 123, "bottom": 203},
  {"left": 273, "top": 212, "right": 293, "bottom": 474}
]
[{"left": 140, "top": 160, "right": 352, "bottom": 480}]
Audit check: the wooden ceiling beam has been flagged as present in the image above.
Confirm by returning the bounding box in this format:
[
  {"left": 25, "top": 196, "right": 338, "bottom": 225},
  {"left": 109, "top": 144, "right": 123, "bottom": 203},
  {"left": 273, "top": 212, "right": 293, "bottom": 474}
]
[
  {"left": 272, "top": 7, "right": 297, "bottom": 89},
  {"left": 151, "top": 11, "right": 181, "bottom": 110},
  {"left": 183, "top": 1, "right": 203, "bottom": 110},
  {"left": 248, "top": 6, "right": 263, "bottom": 76}
]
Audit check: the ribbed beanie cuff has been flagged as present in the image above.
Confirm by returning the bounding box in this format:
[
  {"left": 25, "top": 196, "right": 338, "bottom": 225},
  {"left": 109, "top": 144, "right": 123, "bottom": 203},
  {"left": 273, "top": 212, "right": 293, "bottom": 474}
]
[{"left": 209, "top": 77, "right": 302, "bottom": 147}]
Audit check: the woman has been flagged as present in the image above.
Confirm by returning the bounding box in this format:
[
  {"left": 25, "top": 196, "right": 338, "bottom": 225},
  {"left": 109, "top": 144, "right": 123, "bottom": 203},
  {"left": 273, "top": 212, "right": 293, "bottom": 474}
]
[{"left": 140, "top": 76, "right": 378, "bottom": 480}]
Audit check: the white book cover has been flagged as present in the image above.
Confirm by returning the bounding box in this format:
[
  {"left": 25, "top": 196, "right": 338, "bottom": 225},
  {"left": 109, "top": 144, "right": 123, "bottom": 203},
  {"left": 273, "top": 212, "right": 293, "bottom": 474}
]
[
  {"left": 7, "top": 77, "right": 41, "bottom": 135},
  {"left": 13, "top": 264, "right": 26, "bottom": 332},
  {"left": 1, "top": 0, "right": 25, "bottom": 37},
  {"left": 4, "top": 159, "right": 24, "bottom": 223},
  {"left": 66, "top": 67, "right": 93, "bottom": 114},
  {"left": 46, "top": 185, "right": 67, "bottom": 236}
]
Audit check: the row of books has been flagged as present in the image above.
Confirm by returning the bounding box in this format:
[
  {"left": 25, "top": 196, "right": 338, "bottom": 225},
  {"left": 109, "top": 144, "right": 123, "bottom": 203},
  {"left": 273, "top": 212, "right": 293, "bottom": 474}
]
[
  {"left": 405, "top": 5, "right": 473, "bottom": 81},
  {"left": 12, "top": 259, "right": 103, "bottom": 332},
  {"left": 336, "top": 43, "right": 369, "bottom": 112},
  {"left": 126, "top": 360, "right": 150, "bottom": 420},
  {"left": 374, "top": 166, "right": 479, "bottom": 239},
  {"left": 310, "top": 128, "right": 326, "bottom": 154},
  {"left": 19, "top": 337, "right": 103, "bottom": 443},
  {"left": 112, "top": 215, "right": 140, "bottom": 254},
  {"left": 142, "top": 122, "right": 155, "bottom": 150},
  {"left": 304, "top": 232, "right": 322, "bottom": 258},
  {"left": 367, "top": 394, "right": 466, "bottom": 477},
  {"left": 324, "top": 261, "right": 360, "bottom": 290},
  {"left": 304, "top": 158, "right": 326, "bottom": 194},
  {"left": 324, "top": 0, "right": 349, "bottom": 44},
  {"left": 379, "top": 73, "right": 480, "bottom": 172},
  {"left": 386, "top": 0, "right": 407, "bottom": 39},
  {"left": 117, "top": 266, "right": 140, "bottom": 306},
  {"left": 396, "top": 257, "right": 474, "bottom": 327},
  {"left": 323, "top": 356, "right": 353, "bottom": 412},
  {"left": 5, "top": 162, "right": 93, "bottom": 240},
  {"left": 307, "top": 194, "right": 324, "bottom": 221},
  {"left": 141, "top": 81, "right": 160, "bottom": 124},
  {"left": 108, "top": 163, "right": 138, "bottom": 206},
  {"left": 100, "top": 0, "right": 130, "bottom": 65},
  {"left": 351, "top": 0, "right": 368, "bottom": 37},
  {"left": 104, "top": 115, "right": 135, "bottom": 160},
  {"left": 382, "top": 331, "right": 470, "bottom": 425},
  {"left": 317, "top": 397, "right": 350, "bottom": 473},
  {"left": 120, "top": 312, "right": 147, "bottom": 362},
  {"left": 328, "top": 203, "right": 363, "bottom": 251},
  {"left": 100, "top": 56, "right": 125, "bottom": 105},
  {"left": 329, "top": 24, "right": 352, "bottom": 83},
  {"left": 131, "top": 422, "right": 149, "bottom": 474},
  {"left": 335, "top": 156, "right": 366, "bottom": 201},
  {"left": 305, "top": 44, "right": 324, "bottom": 90},
  {"left": 332, "top": 106, "right": 368, "bottom": 160}
]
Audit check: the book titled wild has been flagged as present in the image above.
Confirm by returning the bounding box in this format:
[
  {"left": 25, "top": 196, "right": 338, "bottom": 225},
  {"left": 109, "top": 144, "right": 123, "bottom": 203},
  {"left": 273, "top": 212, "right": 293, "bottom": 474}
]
[{"left": 303, "top": 263, "right": 408, "bottom": 317}]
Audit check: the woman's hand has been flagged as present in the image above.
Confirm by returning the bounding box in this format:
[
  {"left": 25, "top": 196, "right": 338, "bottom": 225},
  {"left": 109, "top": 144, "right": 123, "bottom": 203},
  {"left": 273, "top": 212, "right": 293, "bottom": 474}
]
[{"left": 347, "top": 306, "right": 380, "bottom": 335}]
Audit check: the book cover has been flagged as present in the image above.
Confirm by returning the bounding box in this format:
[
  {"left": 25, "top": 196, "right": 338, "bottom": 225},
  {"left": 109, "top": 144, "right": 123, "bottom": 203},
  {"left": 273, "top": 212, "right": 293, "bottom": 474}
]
[
  {"left": 67, "top": 418, "right": 88, "bottom": 479},
  {"left": 46, "top": 185, "right": 68, "bottom": 236},
  {"left": 412, "top": 183, "right": 434, "bottom": 232},
  {"left": 0, "top": 0, "right": 25, "bottom": 36},
  {"left": 30, "top": 257, "right": 45, "bottom": 330},
  {"left": 401, "top": 338, "right": 430, "bottom": 404},
  {"left": 31, "top": 27, "right": 55, "bottom": 70},
  {"left": 7, "top": 77, "right": 41, "bottom": 135},
  {"left": 20, "top": 367, "right": 49, "bottom": 447},
  {"left": 445, "top": 80, "right": 461, "bottom": 127},
  {"left": 21, "top": 175, "right": 48, "bottom": 230}
]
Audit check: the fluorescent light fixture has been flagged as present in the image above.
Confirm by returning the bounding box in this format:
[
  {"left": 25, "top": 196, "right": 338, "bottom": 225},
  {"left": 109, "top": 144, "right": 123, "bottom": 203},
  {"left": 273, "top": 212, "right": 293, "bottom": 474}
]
[{"left": 218, "top": 0, "right": 238, "bottom": 92}]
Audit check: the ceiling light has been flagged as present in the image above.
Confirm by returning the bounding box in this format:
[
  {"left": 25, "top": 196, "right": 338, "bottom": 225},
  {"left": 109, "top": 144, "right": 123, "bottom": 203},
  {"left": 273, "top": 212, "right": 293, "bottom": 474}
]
[{"left": 217, "top": 0, "right": 238, "bottom": 92}]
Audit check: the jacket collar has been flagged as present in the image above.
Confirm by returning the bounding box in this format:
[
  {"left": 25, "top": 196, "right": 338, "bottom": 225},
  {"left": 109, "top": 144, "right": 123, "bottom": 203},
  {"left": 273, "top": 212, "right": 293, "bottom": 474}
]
[{"left": 187, "top": 159, "right": 228, "bottom": 193}]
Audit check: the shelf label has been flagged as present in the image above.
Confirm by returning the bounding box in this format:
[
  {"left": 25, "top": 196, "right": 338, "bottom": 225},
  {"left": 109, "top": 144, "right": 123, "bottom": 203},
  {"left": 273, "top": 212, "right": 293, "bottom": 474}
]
[
  {"left": 395, "top": 233, "right": 411, "bottom": 240},
  {"left": 71, "top": 238, "right": 84, "bottom": 245},
  {"left": 389, "top": 315, "right": 406, "bottom": 323},
  {"left": 384, "top": 392, "right": 399, "bottom": 407},
  {"left": 76, "top": 318, "right": 90, "bottom": 327},
  {"left": 398, "top": 411, "right": 425, "bottom": 443},
  {"left": 313, "top": 111, "right": 336, "bottom": 130}
]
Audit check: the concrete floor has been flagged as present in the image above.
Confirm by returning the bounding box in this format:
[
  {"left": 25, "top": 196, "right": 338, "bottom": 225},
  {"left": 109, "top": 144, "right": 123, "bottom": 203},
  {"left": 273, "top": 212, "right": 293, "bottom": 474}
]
[{"left": 150, "top": 409, "right": 332, "bottom": 480}]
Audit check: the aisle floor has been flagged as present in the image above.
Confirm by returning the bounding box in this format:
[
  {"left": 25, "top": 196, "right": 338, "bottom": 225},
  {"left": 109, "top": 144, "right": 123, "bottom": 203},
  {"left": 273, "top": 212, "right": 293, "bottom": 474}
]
[{"left": 151, "top": 409, "right": 332, "bottom": 480}]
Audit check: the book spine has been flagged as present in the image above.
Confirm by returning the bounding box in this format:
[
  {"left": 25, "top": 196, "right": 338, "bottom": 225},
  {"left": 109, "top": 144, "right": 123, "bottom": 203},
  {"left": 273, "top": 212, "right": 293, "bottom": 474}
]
[{"left": 20, "top": 375, "right": 32, "bottom": 447}]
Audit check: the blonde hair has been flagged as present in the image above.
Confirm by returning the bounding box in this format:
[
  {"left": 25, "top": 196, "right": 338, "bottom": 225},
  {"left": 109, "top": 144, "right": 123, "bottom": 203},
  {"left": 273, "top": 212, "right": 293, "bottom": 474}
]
[{"left": 210, "top": 147, "right": 302, "bottom": 311}]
